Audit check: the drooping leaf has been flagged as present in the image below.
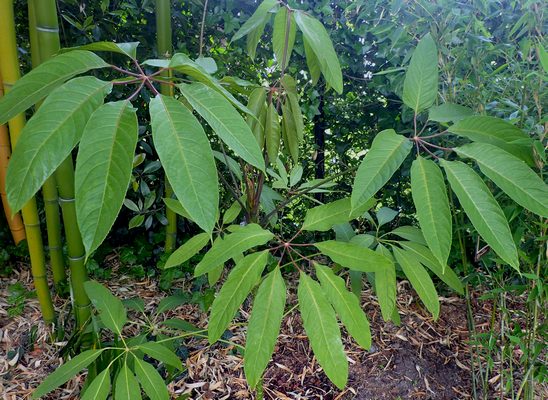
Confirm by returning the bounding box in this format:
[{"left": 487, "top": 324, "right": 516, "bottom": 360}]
[
  {"left": 440, "top": 160, "right": 519, "bottom": 270},
  {"left": 32, "top": 349, "right": 104, "bottom": 399},
  {"left": 231, "top": 0, "right": 278, "bottom": 42},
  {"left": 81, "top": 368, "right": 110, "bottom": 400},
  {"left": 302, "top": 197, "right": 375, "bottom": 231},
  {"left": 351, "top": 129, "right": 412, "bottom": 212},
  {"left": 273, "top": 7, "right": 296, "bottom": 69},
  {"left": 392, "top": 247, "right": 440, "bottom": 320},
  {"left": 298, "top": 272, "right": 348, "bottom": 389},
  {"left": 164, "top": 233, "right": 210, "bottom": 269},
  {"left": 133, "top": 357, "right": 169, "bottom": 400},
  {"left": 179, "top": 83, "right": 265, "bottom": 171},
  {"left": 61, "top": 42, "right": 139, "bottom": 59},
  {"left": 209, "top": 251, "right": 268, "bottom": 343},
  {"left": 84, "top": 280, "right": 127, "bottom": 335},
  {"left": 0, "top": 50, "right": 108, "bottom": 125},
  {"left": 410, "top": 156, "right": 452, "bottom": 267},
  {"left": 315, "top": 264, "right": 371, "bottom": 349},
  {"left": 75, "top": 100, "right": 138, "bottom": 256},
  {"left": 402, "top": 33, "right": 438, "bottom": 113},
  {"left": 294, "top": 11, "right": 343, "bottom": 93},
  {"left": 315, "top": 240, "right": 393, "bottom": 273},
  {"left": 428, "top": 103, "right": 473, "bottom": 123},
  {"left": 194, "top": 224, "right": 273, "bottom": 276},
  {"left": 247, "top": 18, "right": 269, "bottom": 59},
  {"left": 281, "top": 101, "right": 299, "bottom": 162},
  {"left": 115, "top": 362, "right": 142, "bottom": 400},
  {"left": 455, "top": 142, "right": 548, "bottom": 217},
  {"left": 244, "top": 267, "right": 286, "bottom": 389},
  {"left": 6, "top": 77, "right": 111, "bottom": 213},
  {"left": 374, "top": 245, "right": 397, "bottom": 321},
  {"left": 137, "top": 342, "right": 183, "bottom": 370},
  {"left": 265, "top": 102, "right": 281, "bottom": 162},
  {"left": 150, "top": 94, "right": 218, "bottom": 233},
  {"left": 303, "top": 37, "right": 321, "bottom": 84}
]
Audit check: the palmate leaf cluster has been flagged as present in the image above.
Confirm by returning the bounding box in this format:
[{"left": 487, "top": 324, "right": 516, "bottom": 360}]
[{"left": 1, "top": 0, "right": 547, "bottom": 395}]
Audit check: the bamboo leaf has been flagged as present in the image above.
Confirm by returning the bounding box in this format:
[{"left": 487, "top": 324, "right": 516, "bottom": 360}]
[
  {"left": 441, "top": 160, "right": 519, "bottom": 270},
  {"left": 133, "top": 357, "right": 169, "bottom": 400},
  {"left": 315, "top": 240, "right": 393, "bottom": 273},
  {"left": 244, "top": 267, "right": 286, "bottom": 389},
  {"left": 6, "top": 77, "right": 111, "bottom": 213},
  {"left": 315, "top": 264, "right": 371, "bottom": 349},
  {"left": 195, "top": 224, "right": 273, "bottom": 276},
  {"left": 455, "top": 142, "right": 548, "bottom": 217},
  {"left": 32, "top": 349, "right": 104, "bottom": 399},
  {"left": 84, "top": 280, "right": 127, "bottom": 334},
  {"left": 392, "top": 247, "right": 440, "bottom": 320},
  {"left": 75, "top": 100, "right": 138, "bottom": 256},
  {"left": 351, "top": 129, "right": 412, "bottom": 212},
  {"left": 231, "top": 0, "right": 278, "bottom": 42},
  {"left": 0, "top": 50, "right": 108, "bottom": 125},
  {"left": 180, "top": 83, "right": 265, "bottom": 171},
  {"left": 164, "top": 232, "right": 210, "bottom": 269},
  {"left": 402, "top": 33, "right": 438, "bottom": 113},
  {"left": 303, "top": 197, "right": 375, "bottom": 232},
  {"left": 137, "top": 342, "right": 183, "bottom": 370},
  {"left": 273, "top": 7, "right": 296, "bottom": 69},
  {"left": 81, "top": 368, "right": 110, "bottom": 400},
  {"left": 410, "top": 156, "right": 452, "bottom": 267},
  {"left": 294, "top": 11, "right": 343, "bottom": 93},
  {"left": 150, "top": 94, "right": 218, "bottom": 233},
  {"left": 115, "top": 362, "right": 142, "bottom": 400},
  {"left": 209, "top": 251, "right": 269, "bottom": 343},
  {"left": 298, "top": 272, "right": 348, "bottom": 389}
]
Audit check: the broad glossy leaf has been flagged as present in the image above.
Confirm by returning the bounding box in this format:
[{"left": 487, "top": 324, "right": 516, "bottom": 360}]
[
  {"left": 402, "top": 33, "right": 438, "bottom": 113},
  {"left": 6, "top": 77, "right": 111, "bottom": 213},
  {"left": 375, "top": 245, "right": 397, "bottom": 321},
  {"left": 61, "top": 42, "right": 139, "bottom": 59},
  {"left": 303, "top": 197, "right": 375, "bottom": 231},
  {"left": 398, "top": 241, "right": 463, "bottom": 294},
  {"left": 441, "top": 160, "right": 519, "bottom": 270},
  {"left": 209, "top": 251, "right": 269, "bottom": 343},
  {"left": 246, "top": 87, "right": 267, "bottom": 131},
  {"left": 231, "top": 0, "right": 278, "bottom": 42},
  {"left": 428, "top": 103, "right": 473, "bottom": 123},
  {"left": 84, "top": 280, "right": 127, "bottom": 335},
  {"left": 137, "top": 342, "right": 183, "bottom": 370},
  {"left": 281, "top": 101, "right": 299, "bottom": 162},
  {"left": 273, "top": 7, "right": 296, "bottom": 69},
  {"left": 163, "top": 198, "right": 191, "bottom": 220},
  {"left": 332, "top": 222, "right": 356, "bottom": 242},
  {"left": 392, "top": 247, "right": 440, "bottom": 320},
  {"left": 410, "top": 156, "right": 452, "bottom": 267},
  {"left": 115, "top": 362, "right": 142, "bottom": 400},
  {"left": 315, "top": 264, "right": 371, "bottom": 349},
  {"left": 303, "top": 37, "right": 321, "bottom": 84},
  {"left": 351, "top": 129, "right": 412, "bottom": 212},
  {"left": 350, "top": 234, "right": 375, "bottom": 248},
  {"left": 133, "top": 357, "right": 169, "bottom": 400},
  {"left": 75, "top": 100, "right": 138, "bottom": 256},
  {"left": 150, "top": 94, "right": 218, "bottom": 233},
  {"left": 244, "top": 267, "right": 286, "bottom": 389},
  {"left": 455, "top": 142, "right": 548, "bottom": 217},
  {"left": 448, "top": 116, "right": 533, "bottom": 164},
  {"left": 265, "top": 102, "right": 281, "bottom": 162},
  {"left": 164, "top": 232, "right": 210, "bottom": 269},
  {"left": 194, "top": 57, "right": 218, "bottom": 74},
  {"left": 0, "top": 50, "right": 108, "bottom": 125},
  {"left": 223, "top": 199, "right": 243, "bottom": 225},
  {"left": 315, "top": 240, "right": 393, "bottom": 273},
  {"left": 81, "top": 368, "right": 110, "bottom": 400},
  {"left": 376, "top": 207, "right": 398, "bottom": 227},
  {"left": 195, "top": 224, "right": 273, "bottom": 276},
  {"left": 32, "top": 349, "right": 104, "bottom": 399},
  {"left": 180, "top": 83, "right": 265, "bottom": 171},
  {"left": 294, "top": 11, "right": 343, "bottom": 93},
  {"left": 247, "top": 18, "right": 268, "bottom": 59},
  {"left": 298, "top": 272, "right": 348, "bottom": 389}
]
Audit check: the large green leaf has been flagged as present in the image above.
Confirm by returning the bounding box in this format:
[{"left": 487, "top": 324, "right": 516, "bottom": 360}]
[
  {"left": 402, "top": 33, "right": 438, "bottom": 113},
  {"left": 374, "top": 245, "right": 397, "bottom": 321},
  {"left": 448, "top": 116, "right": 533, "bottom": 164},
  {"left": 410, "top": 156, "right": 452, "bottom": 267},
  {"left": 208, "top": 251, "right": 269, "bottom": 343},
  {"left": 60, "top": 42, "right": 139, "bottom": 59},
  {"left": 294, "top": 11, "right": 343, "bottom": 94},
  {"left": 273, "top": 7, "right": 296, "bottom": 69},
  {"left": 392, "top": 247, "right": 440, "bottom": 320},
  {"left": 244, "top": 267, "right": 286, "bottom": 389},
  {"left": 231, "top": 0, "right": 278, "bottom": 42},
  {"left": 265, "top": 102, "right": 281, "bottom": 162},
  {"left": 0, "top": 50, "right": 108, "bottom": 125},
  {"left": 315, "top": 240, "right": 393, "bottom": 273},
  {"left": 6, "top": 77, "right": 111, "bottom": 213},
  {"left": 75, "top": 100, "right": 138, "bottom": 256},
  {"left": 179, "top": 83, "right": 265, "bottom": 171},
  {"left": 194, "top": 224, "right": 273, "bottom": 276},
  {"left": 302, "top": 197, "right": 375, "bottom": 231},
  {"left": 164, "top": 232, "right": 210, "bottom": 269},
  {"left": 455, "top": 143, "right": 548, "bottom": 217},
  {"left": 315, "top": 263, "right": 371, "bottom": 349},
  {"left": 428, "top": 103, "right": 473, "bottom": 123},
  {"left": 298, "top": 272, "right": 348, "bottom": 389},
  {"left": 303, "top": 37, "right": 321, "bottom": 84},
  {"left": 150, "top": 94, "right": 218, "bottom": 233},
  {"left": 397, "top": 241, "right": 463, "bottom": 294},
  {"left": 32, "top": 349, "right": 105, "bottom": 399},
  {"left": 133, "top": 357, "right": 169, "bottom": 400},
  {"left": 115, "top": 362, "right": 142, "bottom": 400},
  {"left": 81, "top": 368, "right": 110, "bottom": 400},
  {"left": 351, "top": 129, "right": 412, "bottom": 212},
  {"left": 441, "top": 160, "right": 519, "bottom": 270},
  {"left": 137, "top": 342, "right": 183, "bottom": 370},
  {"left": 84, "top": 280, "right": 127, "bottom": 335}
]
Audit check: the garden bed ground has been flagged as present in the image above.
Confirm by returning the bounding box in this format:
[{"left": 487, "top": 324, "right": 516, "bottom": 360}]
[{"left": 0, "top": 261, "right": 542, "bottom": 399}]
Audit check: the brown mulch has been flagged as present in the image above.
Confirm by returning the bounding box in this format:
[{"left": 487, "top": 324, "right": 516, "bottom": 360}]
[{"left": 0, "top": 263, "right": 543, "bottom": 399}]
